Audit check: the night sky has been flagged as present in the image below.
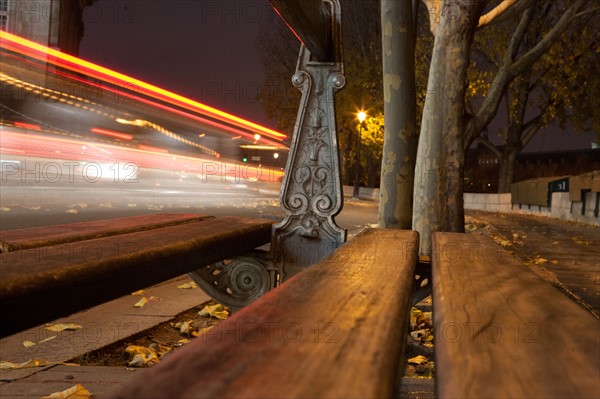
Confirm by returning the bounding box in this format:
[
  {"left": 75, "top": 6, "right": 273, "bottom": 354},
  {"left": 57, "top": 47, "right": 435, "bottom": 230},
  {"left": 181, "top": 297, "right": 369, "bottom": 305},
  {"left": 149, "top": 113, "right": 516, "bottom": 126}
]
[
  {"left": 78, "top": 0, "right": 595, "bottom": 152},
  {"left": 79, "top": 0, "right": 296, "bottom": 129}
]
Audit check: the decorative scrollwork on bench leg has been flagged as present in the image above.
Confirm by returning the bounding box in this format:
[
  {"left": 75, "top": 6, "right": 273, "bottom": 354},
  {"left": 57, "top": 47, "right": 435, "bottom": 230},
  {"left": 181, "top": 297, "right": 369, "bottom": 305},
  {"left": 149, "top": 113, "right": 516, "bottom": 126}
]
[
  {"left": 188, "top": 251, "right": 274, "bottom": 311},
  {"left": 272, "top": 0, "right": 346, "bottom": 283}
]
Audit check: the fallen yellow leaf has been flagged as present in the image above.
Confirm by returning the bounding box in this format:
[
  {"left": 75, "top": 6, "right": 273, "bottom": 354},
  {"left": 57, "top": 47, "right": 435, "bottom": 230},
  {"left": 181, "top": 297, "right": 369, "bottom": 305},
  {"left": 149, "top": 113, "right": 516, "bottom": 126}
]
[
  {"left": 534, "top": 257, "right": 549, "bottom": 264},
  {"left": 46, "top": 324, "right": 82, "bottom": 332},
  {"left": 191, "top": 326, "right": 214, "bottom": 337},
  {"left": 133, "top": 297, "right": 148, "bottom": 308},
  {"left": 198, "top": 304, "right": 229, "bottom": 320},
  {"left": 125, "top": 345, "right": 160, "bottom": 367},
  {"left": 131, "top": 289, "right": 145, "bottom": 296},
  {"left": 127, "top": 353, "right": 159, "bottom": 367},
  {"left": 3, "top": 359, "right": 51, "bottom": 369},
  {"left": 177, "top": 281, "right": 197, "bottom": 289},
  {"left": 23, "top": 340, "right": 36, "bottom": 348},
  {"left": 408, "top": 355, "right": 428, "bottom": 365},
  {"left": 42, "top": 383, "right": 92, "bottom": 399},
  {"left": 39, "top": 336, "right": 57, "bottom": 344},
  {"left": 0, "top": 361, "right": 16, "bottom": 369},
  {"left": 125, "top": 345, "right": 153, "bottom": 356},
  {"left": 179, "top": 321, "right": 192, "bottom": 335}
]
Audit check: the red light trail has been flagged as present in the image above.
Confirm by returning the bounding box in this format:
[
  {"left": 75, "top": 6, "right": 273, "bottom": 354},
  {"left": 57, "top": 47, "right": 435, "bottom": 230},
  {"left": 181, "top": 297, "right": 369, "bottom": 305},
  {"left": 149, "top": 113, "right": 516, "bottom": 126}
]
[{"left": 0, "top": 31, "right": 287, "bottom": 142}]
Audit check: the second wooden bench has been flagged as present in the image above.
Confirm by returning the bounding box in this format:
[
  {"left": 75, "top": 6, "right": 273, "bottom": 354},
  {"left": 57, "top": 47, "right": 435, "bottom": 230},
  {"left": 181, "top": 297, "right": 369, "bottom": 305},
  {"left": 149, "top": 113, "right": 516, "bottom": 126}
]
[
  {"left": 432, "top": 232, "right": 600, "bottom": 398},
  {"left": 0, "top": 213, "right": 273, "bottom": 337}
]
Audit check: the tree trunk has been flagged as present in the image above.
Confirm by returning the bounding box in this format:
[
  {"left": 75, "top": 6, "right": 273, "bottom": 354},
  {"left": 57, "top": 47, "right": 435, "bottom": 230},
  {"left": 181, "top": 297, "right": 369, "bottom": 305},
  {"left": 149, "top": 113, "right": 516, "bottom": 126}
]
[
  {"left": 498, "top": 145, "right": 520, "bottom": 192},
  {"left": 413, "top": 1, "right": 483, "bottom": 258},
  {"left": 378, "top": 0, "right": 418, "bottom": 229},
  {"left": 498, "top": 75, "right": 528, "bottom": 192}
]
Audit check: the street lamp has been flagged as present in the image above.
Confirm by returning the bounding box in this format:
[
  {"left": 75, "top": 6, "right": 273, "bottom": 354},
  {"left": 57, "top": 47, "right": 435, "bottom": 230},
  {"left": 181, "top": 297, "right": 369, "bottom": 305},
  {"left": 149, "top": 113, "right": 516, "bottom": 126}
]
[{"left": 353, "top": 111, "right": 367, "bottom": 199}]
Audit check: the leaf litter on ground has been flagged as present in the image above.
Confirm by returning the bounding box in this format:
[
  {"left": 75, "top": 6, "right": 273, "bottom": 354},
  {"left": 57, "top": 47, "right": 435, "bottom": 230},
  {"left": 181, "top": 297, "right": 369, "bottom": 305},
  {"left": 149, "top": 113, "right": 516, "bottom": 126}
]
[
  {"left": 69, "top": 300, "right": 230, "bottom": 368},
  {"left": 177, "top": 281, "right": 197, "bottom": 289},
  {"left": 406, "top": 305, "right": 435, "bottom": 378},
  {"left": 42, "top": 383, "right": 93, "bottom": 399}
]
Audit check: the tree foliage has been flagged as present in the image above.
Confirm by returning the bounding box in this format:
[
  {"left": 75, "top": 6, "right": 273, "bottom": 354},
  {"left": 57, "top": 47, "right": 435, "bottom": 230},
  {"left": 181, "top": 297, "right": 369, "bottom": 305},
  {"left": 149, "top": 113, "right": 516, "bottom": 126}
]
[{"left": 467, "top": 1, "right": 600, "bottom": 191}]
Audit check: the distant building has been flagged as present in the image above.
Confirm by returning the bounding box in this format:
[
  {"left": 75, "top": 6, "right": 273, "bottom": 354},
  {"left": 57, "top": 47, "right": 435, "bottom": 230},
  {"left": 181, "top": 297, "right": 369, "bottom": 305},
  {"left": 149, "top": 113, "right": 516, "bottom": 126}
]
[
  {"left": 1, "top": 0, "right": 96, "bottom": 55},
  {"left": 465, "top": 145, "right": 600, "bottom": 193}
]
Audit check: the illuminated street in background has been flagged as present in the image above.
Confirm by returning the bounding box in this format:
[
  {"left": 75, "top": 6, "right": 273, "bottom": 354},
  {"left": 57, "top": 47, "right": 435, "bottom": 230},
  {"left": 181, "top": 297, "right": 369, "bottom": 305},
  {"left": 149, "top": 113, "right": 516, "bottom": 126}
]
[{"left": 0, "top": 31, "right": 300, "bottom": 231}]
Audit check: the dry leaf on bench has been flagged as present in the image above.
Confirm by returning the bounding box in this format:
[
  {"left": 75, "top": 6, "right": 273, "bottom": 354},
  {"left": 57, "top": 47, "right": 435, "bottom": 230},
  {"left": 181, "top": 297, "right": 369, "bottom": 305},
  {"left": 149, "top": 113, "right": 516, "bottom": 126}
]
[
  {"left": 22, "top": 340, "right": 36, "bottom": 348},
  {"left": 46, "top": 323, "right": 82, "bottom": 332},
  {"left": 133, "top": 297, "right": 148, "bottom": 308},
  {"left": 131, "top": 289, "right": 145, "bottom": 296},
  {"left": 41, "top": 383, "right": 93, "bottom": 399}
]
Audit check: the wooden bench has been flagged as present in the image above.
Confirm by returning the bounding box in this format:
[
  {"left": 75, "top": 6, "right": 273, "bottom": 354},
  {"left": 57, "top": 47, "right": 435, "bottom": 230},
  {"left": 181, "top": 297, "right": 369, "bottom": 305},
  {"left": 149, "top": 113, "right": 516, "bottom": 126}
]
[
  {"left": 432, "top": 232, "right": 600, "bottom": 398},
  {"left": 110, "top": 229, "right": 419, "bottom": 399},
  {"left": 0, "top": 214, "right": 273, "bottom": 338}
]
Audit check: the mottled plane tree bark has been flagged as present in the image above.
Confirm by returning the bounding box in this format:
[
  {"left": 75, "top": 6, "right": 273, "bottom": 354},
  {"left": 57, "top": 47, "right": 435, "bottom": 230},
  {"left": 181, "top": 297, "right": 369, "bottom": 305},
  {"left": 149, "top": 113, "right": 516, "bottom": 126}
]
[
  {"left": 412, "top": 0, "right": 590, "bottom": 257},
  {"left": 413, "top": 0, "right": 487, "bottom": 257},
  {"left": 378, "top": 0, "right": 418, "bottom": 229}
]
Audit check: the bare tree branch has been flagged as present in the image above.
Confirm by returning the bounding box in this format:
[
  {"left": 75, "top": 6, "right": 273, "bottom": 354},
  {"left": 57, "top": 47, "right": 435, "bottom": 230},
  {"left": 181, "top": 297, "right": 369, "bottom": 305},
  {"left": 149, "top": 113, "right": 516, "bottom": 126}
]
[
  {"left": 521, "top": 116, "right": 544, "bottom": 147},
  {"left": 575, "top": 6, "right": 600, "bottom": 18},
  {"left": 478, "top": 0, "right": 528, "bottom": 29},
  {"left": 509, "top": 0, "right": 587, "bottom": 77},
  {"left": 422, "top": 0, "right": 442, "bottom": 35},
  {"left": 475, "top": 136, "right": 502, "bottom": 158},
  {"left": 468, "top": 1, "right": 534, "bottom": 143}
]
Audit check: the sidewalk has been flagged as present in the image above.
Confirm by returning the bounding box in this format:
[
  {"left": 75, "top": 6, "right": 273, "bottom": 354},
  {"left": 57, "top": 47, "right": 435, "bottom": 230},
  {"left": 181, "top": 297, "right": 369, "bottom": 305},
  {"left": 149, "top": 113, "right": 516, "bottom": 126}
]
[
  {"left": 0, "top": 276, "right": 210, "bottom": 398},
  {"left": 466, "top": 209, "right": 600, "bottom": 317}
]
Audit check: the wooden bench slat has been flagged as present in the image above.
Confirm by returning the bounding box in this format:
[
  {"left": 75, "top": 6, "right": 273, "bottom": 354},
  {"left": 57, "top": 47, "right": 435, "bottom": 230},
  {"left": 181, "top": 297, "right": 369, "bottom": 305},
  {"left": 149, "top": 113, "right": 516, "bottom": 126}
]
[
  {"left": 0, "top": 216, "right": 272, "bottom": 337},
  {"left": 111, "top": 229, "right": 419, "bottom": 399},
  {"left": 432, "top": 232, "right": 600, "bottom": 399},
  {"left": 0, "top": 213, "right": 213, "bottom": 252}
]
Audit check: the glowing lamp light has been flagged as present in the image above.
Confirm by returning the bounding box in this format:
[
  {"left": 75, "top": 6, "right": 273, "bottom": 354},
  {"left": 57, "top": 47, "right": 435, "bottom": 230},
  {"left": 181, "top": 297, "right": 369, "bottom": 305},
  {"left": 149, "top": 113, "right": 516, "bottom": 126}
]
[
  {"left": 254, "top": 133, "right": 261, "bottom": 142},
  {"left": 273, "top": 152, "right": 280, "bottom": 159},
  {"left": 357, "top": 111, "right": 367, "bottom": 123}
]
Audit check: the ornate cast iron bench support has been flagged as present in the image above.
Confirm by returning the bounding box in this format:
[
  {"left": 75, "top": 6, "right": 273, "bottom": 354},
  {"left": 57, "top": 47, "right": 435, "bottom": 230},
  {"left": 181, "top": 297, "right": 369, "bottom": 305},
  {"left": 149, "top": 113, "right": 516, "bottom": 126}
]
[{"left": 189, "top": 0, "right": 346, "bottom": 307}]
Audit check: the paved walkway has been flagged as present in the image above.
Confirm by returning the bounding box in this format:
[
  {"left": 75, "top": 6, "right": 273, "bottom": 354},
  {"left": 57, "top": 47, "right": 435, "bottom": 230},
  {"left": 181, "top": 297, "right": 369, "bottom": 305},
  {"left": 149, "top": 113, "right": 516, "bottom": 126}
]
[{"left": 0, "top": 276, "right": 210, "bottom": 398}]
